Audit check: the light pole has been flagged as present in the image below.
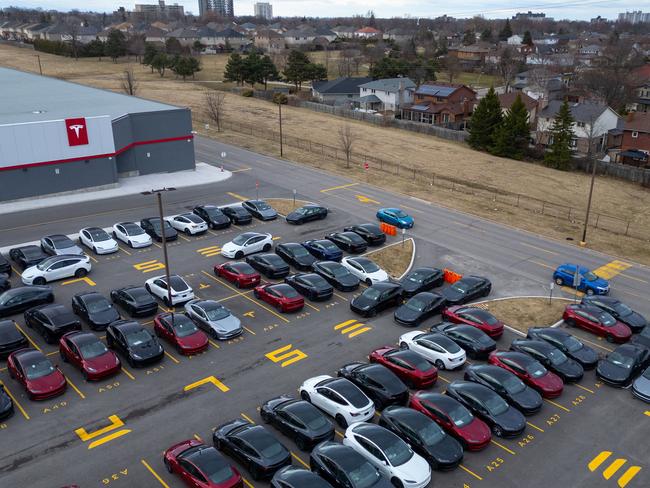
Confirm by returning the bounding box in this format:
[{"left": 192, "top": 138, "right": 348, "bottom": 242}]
[
  {"left": 35, "top": 54, "right": 42, "bottom": 75},
  {"left": 278, "top": 100, "right": 284, "bottom": 157},
  {"left": 580, "top": 144, "right": 597, "bottom": 246}
]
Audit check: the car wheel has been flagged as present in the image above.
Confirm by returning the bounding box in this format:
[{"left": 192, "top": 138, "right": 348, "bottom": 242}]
[
  {"left": 75, "top": 268, "right": 87, "bottom": 278},
  {"left": 492, "top": 425, "right": 504, "bottom": 437},
  {"left": 253, "top": 290, "right": 260, "bottom": 298},
  {"left": 235, "top": 251, "right": 244, "bottom": 259},
  {"left": 106, "top": 337, "right": 114, "bottom": 348},
  {"left": 145, "top": 283, "right": 151, "bottom": 292},
  {"left": 335, "top": 414, "right": 347, "bottom": 428},
  {"left": 33, "top": 277, "right": 46, "bottom": 286},
  {"left": 59, "top": 350, "right": 68, "bottom": 363},
  {"left": 400, "top": 342, "right": 408, "bottom": 350},
  {"left": 185, "top": 229, "right": 192, "bottom": 236},
  {"left": 127, "top": 356, "right": 135, "bottom": 368},
  {"left": 260, "top": 410, "right": 271, "bottom": 423},
  {"left": 555, "top": 277, "right": 564, "bottom": 286},
  {"left": 154, "top": 327, "right": 161, "bottom": 337},
  {"left": 564, "top": 318, "right": 575, "bottom": 327},
  {"left": 211, "top": 329, "right": 219, "bottom": 340},
  {"left": 93, "top": 246, "right": 97, "bottom": 254},
  {"left": 214, "top": 438, "right": 223, "bottom": 450},
  {"left": 128, "top": 240, "right": 133, "bottom": 248},
  {"left": 365, "top": 278, "right": 372, "bottom": 286},
  {"left": 586, "top": 288, "right": 595, "bottom": 296},
  {"left": 44, "top": 331, "right": 55, "bottom": 345},
  {"left": 263, "top": 243, "right": 271, "bottom": 252},
  {"left": 82, "top": 370, "right": 89, "bottom": 381},
  {"left": 435, "top": 359, "right": 445, "bottom": 370},
  {"left": 8, "top": 368, "right": 14, "bottom": 379},
  {"left": 235, "top": 280, "right": 241, "bottom": 289},
  {"left": 300, "top": 391, "right": 310, "bottom": 402},
  {"left": 391, "top": 478, "right": 404, "bottom": 488},
  {"left": 163, "top": 297, "right": 171, "bottom": 307},
  {"left": 164, "top": 458, "right": 173, "bottom": 474},
  {"left": 606, "top": 335, "right": 614, "bottom": 343},
  {"left": 112, "top": 231, "right": 117, "bottom": 239}
]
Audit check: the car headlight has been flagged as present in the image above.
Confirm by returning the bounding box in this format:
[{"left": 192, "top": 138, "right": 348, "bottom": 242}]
[
  {"left": 131, "top": 354, "right": 142, "bottom": 360},
  {"left": 86, "top": 366, "right": 97, "bottom": 373}
]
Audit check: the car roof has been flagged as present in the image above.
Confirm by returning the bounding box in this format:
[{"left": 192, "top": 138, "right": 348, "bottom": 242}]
[
  {"left": 350, "top": 423, "right": 399, "bottom": 448},
  {"left": 239, "top": 232, "right": 259, "bottom": 239},
  {"left": 14, "top": 245, "right": 44, "bottom": 256},
  {"left": 38, "top": 304, "right": 71, "bottom": 319},
  {"left": 185, "top": 446, "right": 228, "bottom": 472},
  {"left": 370, "top": 282, "right": 400, "bottom": 291},
  {"left": 112, "top": 321, "right": 142, "bottom": 332},
  {"left": 230, "top": 262, "right": 255, "bottom": 271},
  {"left": 497, "top": 351, "right": 535, "bottom": 365},
  {"left": 45, "top": 234, "right": 72, "bottom": 243},
  {"left": 281, "top": 242, "right": 303, "bottom": 249},
  {"left": 418, "top": 392, "right": 457, "bottom": 411},
  {"left": 585, "top": 296, "right": 618, "bottom": 305},
  {"left": 68, "top": 331, "right": 100, "bottom": 347},
  {"left": 236, "top": 424, "right": 273, "bottom": 443},
  {"left": 195, "top": 300, "right": 223, "bottom": 311},
  {"left": 446, "top": 323, "right": 486, "bottom": 338},
  {"left": 515, "top": 339, "right": 555, "bottom": 354},
  {"left": 530, "top": 327, "right": 570, "bottom": 339},
  {"left": 458, "top": 276, "right": 484, "bottom": 285},
  {"left": 472, "top": 364, "right": 516, "bottom": 382},
  {"left": 451, "top": 381, "right": 496, "bottom": 401},
  {"left": 318, "top": 442, "right": 366, "bottom": 469},
  {"left": 14, "top": 348, "right": 45, "bottom": 363}
]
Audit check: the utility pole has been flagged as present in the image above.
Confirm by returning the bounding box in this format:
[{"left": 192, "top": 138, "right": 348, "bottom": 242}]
[
  {"left": 278, "top": 100, "right": 284, "bottom": 157},
  {"left": 36, "top": 54, "right": 42, "bottom": 75},
  {"left": 580, "top": 124, "right": 598, "bottom": 246}
]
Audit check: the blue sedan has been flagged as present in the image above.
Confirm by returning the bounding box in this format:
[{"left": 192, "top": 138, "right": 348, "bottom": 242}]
[
  {"left": 376, "top": 208, "right": 414, "bottom": 229},
  {"left": 301, "top": 239, "right": 343, "bottom": 261},
  {"left": 553, "top": 263, "right": 609, "bottom": 295}
]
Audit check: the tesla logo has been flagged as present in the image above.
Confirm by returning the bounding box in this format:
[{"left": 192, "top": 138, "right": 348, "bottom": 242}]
[{"left": 65, "top": 118, "right": 89, "bottom": 146}]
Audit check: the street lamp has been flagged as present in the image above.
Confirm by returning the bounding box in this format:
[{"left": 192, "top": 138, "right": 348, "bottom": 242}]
[
  {"left": 278, "top": 100, "right": 284, "bottom": 158},
  {"left": 580, "top": 145, "right": 597, "bottom": 246}
]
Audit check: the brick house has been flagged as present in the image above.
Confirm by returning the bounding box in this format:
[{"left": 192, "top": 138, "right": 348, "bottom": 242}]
[
  {"left": 498, "top": 92, "right": 539, "bottom": 128},
  {"left": 400, "top": 83, "right": 477, "bottom": 129},
  {"left": 617, "top": 111, "right": 650, "bottom": 166}
]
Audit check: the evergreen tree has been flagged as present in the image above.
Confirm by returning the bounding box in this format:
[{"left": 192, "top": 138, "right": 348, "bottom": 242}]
[
  {"left": 468, "top": 87, "right": 503, "bottom": 150},
  {"left": 171, "top": 56, "right": 201, "bottom": 81},
  {"left": 544, "top": 99, "right": 575, "bottom": 170},
  {"left": 283, "top": 50, "right": 311, "bottom": 90},
  {"left": 151, "top": 53, "right": 169, "bottom": 77},
  {"left": 498, "top": 19, "right": 513, "bottom": 41},
  {"left": 242, "top": 52, "right": 263, "bottom": 87},
  {"left": 490, "top": 94, "right": 530, "bottom": 159},
  {"left": 224, "top": 53, "right": 245, "bottom": 85},
  {"left": 165, "top": 37, "right": 182, "bottom": 55},
  {"left": 369, "top": 56, "right": 409, "bottom": 79},
  {"left": 105, "top": 29, "right": 127, "bottom": 62},
  {"left": 85, "top": 39, "right": 105, "bottom": 59},
  {"left": 522, "top": 30, "right": 534, "bottom": 46},
  {"left": 463, "top": 29, "right": 476, "bottom": 45},
  {"left": 480, "top": 28, "right": 493, "bottom": 42},
  {"left": 306, "top": 63, "right": 328, "bottom": 82},
  {"left": 259, "top": 55, "right": 279, "bottom": 90},
  {"left": 143, "top": 42, "right": 158, "bottom": 72}
]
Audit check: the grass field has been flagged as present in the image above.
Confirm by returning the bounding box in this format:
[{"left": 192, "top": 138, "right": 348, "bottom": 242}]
[
  {"left": 479, "top": 297, "right": 571, "bottom": 331},
  {"left": 366, "top": 238, "right": 414, "bottom": 279}
]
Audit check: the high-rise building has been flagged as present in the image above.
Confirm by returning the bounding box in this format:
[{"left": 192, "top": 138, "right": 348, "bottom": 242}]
[
  {"left": 134, "top": 0, "right": 184, "bottom": 16},
  {"left": 617, "top": 11, "right": 650, "bottom": 24},
  {"left": 512, "top": 11, "right": 551, "bottom": 22},
  {"left": 254, "top": 2, "right": 273, "bottom": 20},
  {"left": 199, "top": 0, "right": 234, "bottom": 17}
]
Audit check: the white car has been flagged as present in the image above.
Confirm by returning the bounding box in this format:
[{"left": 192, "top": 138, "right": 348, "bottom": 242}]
[
  {"left": 144, "top": 274, "right": 195, "bottom": 306},
  {"left": 79, "top": 227, "right": 119, "bottom": 254},
  {"left": 343, "top": 423, "right": 431, "bottom": 488},
  {"left": 22, "top": 254, "right": 91, "bottom": 285},
  {"left": 399, "top": 331, "right": 466, "bottom": 370},
  {"left": 112, "top": 222, "right": 152, "bottom": 248},
  {"left": 221, "top": 232, "right": 273, "bottom": 259},
  {"left": 299, "top": 375, "right": 375, "bottom": 428},
  {"left": 341, "top": 256, "right": 389, "bottom": 285},
  {"left": 166, "top": 213, "right": 208, "bottom": 235}
]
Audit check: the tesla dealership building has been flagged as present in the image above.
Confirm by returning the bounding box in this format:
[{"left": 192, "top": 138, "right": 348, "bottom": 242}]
[{"left": 0, "top": 67, "right": 195, "bottom": 202}]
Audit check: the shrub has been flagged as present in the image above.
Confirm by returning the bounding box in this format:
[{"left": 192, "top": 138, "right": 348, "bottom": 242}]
[
  {"left": 272, "top": 93, "right": 288, "bottom": 104},
  {"left": 242, "top": 89, "right": 254, "bottom": 97}
]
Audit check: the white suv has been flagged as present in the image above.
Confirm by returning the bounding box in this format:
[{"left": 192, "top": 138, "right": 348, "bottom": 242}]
[
  {"left": 22, "top": 255, "right": 92, "bottom": 285},
  {"left": 79, "top": 227, "right": 119, "bottom": 254}
]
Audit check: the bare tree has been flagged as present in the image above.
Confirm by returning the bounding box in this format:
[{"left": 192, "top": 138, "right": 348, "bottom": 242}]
[
  {"left": 445, "top": 55, "right": 461, "bottom": 84},
  {"left": 121, "top": 69, "right": 138, "bottom": 96},
  {"left": 65, "top": 21, "right": 80, "bottom": 60},
  {"left": 204, "top": 90, "right": 226, "bottom": 131},
  {"left": 497, "top": 46, "right": 519, "bottom": 91},
  {"left": 338, "top": 124, "right": 356, "bottom": 169}
]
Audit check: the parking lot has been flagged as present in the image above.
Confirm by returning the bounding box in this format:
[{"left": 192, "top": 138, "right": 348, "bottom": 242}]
[{"left": 0, "top": 137, "right": 649, "bottom": 488}]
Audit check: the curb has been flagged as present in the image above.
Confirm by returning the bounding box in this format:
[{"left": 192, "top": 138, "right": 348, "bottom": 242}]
[{"left": 362, "top": 237, "right": 416, "bottom": 280}]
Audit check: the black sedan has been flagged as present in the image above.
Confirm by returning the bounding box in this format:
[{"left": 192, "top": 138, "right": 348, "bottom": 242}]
[
  {"left": 275, "top": 243, "right": 317, "bottom": 271},
  {"left": 24, "top": 304, "right": 81, "bottom": 344},
  {"left": 213, "top": 419, "right": 291, "bottom": 480},
  {"left": 312, "top": 261, "right": 360, "bottom": 292},
  {"left": 222, "top": 205, "right": 253, "bottom": 225},
  {"left": 446, "top": 381, "right": 526, "bottom": 438},
  {"left": 0, "top": 384, "right": 13, "bottom": 420},
  {"left": 0, "top": 320, "right": 27, "bottom": 358},
  {"left": 582, "top": 296, "right": 648, "bottom": 333},
  {"left": 400, "top": 267, "right": 445, "bottom": 297},
  {"left": 285, "top": 273, "right": 333, "bottom": 301},
  {"left": 632, "top": 326, "right": 650, "bottom": 350},
  {"left": 526, "top": 327, "right": 599, "bottom": 369},
  {"left": 246, "top": 253, "right": 290, "bottom": 279},
  {"left": 596, "top": 344, "right": 649, "bottom": 387},
  {"left": 260, "top": 395, "right": 335, "bottom": 450},
  {"left": 350, "top": 282, "right": 402, "bottom": 318},
  {"left": 464, "top": 365, "right": 542, "bottom": 415},
  {"left": 510, "top": 339, "right": 584, "bottom": 383},
  {"left": 242, "top": 200, "right": 278, "bottom": 220},
  {"left": 432, "top": 322, "right": 496, "bottom": 359},
  {"left": 325, "top": 232, "right": 368, "bottom": 254},
  {"left": 310, "top": 441, "right": 391, "bottom": 488},
  {"left": 394, "top": 292, "right": 445, "bottom": 327},
  {"left": 110, "top": 286, "right": 158, "bottom": 317},
  {"left": 343, "top": 223, "right": 386, "bottom": 246},
  {"left": 9, "top": 245, "right": 49, "bottom": 270},
  {"left": 379, "top": 406, "right": 463, "bottom": 470},
  {"left": 193, "top": 205, "right": 231, "bottom": 229},
  {"left": 441, "top": 276, "right": 491, "bottom": 305},
  {"left": 271, "top": 466, "right": 333, "bottom": 488},
  {"left": 71, "top": 291, "right": 120, "bottom": 330},
  {"left": 0, "top": 254, "right": 10, "bottom": 276},
  {"left": 337, "top": 362, "right": 409, "bottom": 410},
  {"left": 140, "top": 217, "right": 178, "bottom": 242},
  {"left": 106, "top": 320, "right": 164, "bottom": 367},
  {"left": 286, "top": 205, "right": 328, "bottom": 225},
  {"left": 0, "top": 286, "right": 54, "bottom": 318},
  {"left": 302, "top": 240, "right": 343, "bottom": 262}
]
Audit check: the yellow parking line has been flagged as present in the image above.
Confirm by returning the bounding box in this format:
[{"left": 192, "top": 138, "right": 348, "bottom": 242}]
[
  {"left": 243, "top": 326, "right": 256, "bottom": 336},
  {"left": 208, "top": 340, "right": 221, "bottom": 349},
  {"left": 118, "top": 245, "right": 132, "bottom": 256},
  {"left": 291, "top": 452, "right": 310, "bottom": 468},
  {"left": 579, "top": 337, "right": 614, "bottom": 352},
  {"left": 348, "top": 327, "right": 372, "bottom": 338},
  {"left": 0, "top": 380, "right": 29, "bottom": 420},
  {"left": 332, "top": 292, "right": 348, "bottom": 301},
  {"left": 227, "top": 192, "right": 248, "bottom": 201},
  {"left": 141, "top": 459, "right": 170, "bottom": 488},
  {"left": 437, "top": 375, "right": 450, "bottom": 384},
  {"left": 519, "top": 242, "right": 558, "bottom": 255},
  {"left": 320, "top": 182, "right": 359, "bottom": 193},
  {"left": 575, "top": 384, "right": 595, "bottom": 394},
  {"left": 304, "top": 302, "right": 320, "bottom": 312},
  {"left": 526, "top": 422, "right": 545, "bottom": 433},
  {"left": 46, "top": 351, "right": 57, "bottom": 356},
  {"left": 335, "top": 430, "right": 344, "bottom": 438},
  {"left": 14, "top": 323, "right": 41, "bottom": 352},
  {"left": 65, "top": 375, "right": 86, "bottom": 399},
  {"left": 179, "top": 234, "right": 191, "bottom": 242},
  {"left": 11, "top": 266, "right": 22, "bottom": 277},
  {"left": 88, "top": 255, "right": 98, "bottom": 263},
  {"left": 603, "top": 458, "right": 627, "bottom": 479},
  {"left": 121, "top": 367, "right": 135, "bottom": 380},
  {"left": 193, "top": 433, "right": 202, "bottom": 441},
  {"left": 618, "top": 466, "right": 642, "bottom": 487},
  {"left": 241, "top": 413, "right": 256, "bottom": 424},
  {"left": 242, "top": 478, "right": 255, "bottom": 488},
  {"left": 544, "top": 399, "right": 571, "bottom": 412},
  {"left": 491, "top": 439, "right": 516, "bottom": 455},
  {"left": 459, "top": 464, "right": 483, "bottom": 481},
  {"left": 341, "top": 323, "right": 364, "bottom": 334},
  {"left": 164, "top": 351, "right": 180, "bottom": 364}
]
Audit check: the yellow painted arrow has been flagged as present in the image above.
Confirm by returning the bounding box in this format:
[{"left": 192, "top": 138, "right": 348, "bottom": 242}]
[
  {"left": 62, "top": 276, "right": 96, "bottom": 287},
  {"left": 184, "top": 376, "right": 230, "bottom": 393},
  {"left": 355, "top": 194, "right": 380, "bottom": 204}
]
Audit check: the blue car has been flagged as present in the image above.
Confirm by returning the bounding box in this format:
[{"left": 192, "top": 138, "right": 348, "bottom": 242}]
[
  {"left": 553, "top": 263, "right": 609, "bottom": 295},
  {"left": 376, "top": 208, "right": 414, "bottom": 229},
  {"left": 301, "top": 239, "right": 343, "bottom": 262}
]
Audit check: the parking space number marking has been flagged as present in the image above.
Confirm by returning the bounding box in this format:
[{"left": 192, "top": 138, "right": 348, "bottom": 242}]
[
  {"left": 75, "top": 414, "right": 131, "bottom": 449},
  {"left": 265, "top": 344, "right": 307, "bottom": 367},
  {"left": 133, "top": 260, "right": 165, "bottom": 273}
]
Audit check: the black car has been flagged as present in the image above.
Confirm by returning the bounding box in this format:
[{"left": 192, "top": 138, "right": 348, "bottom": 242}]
[
  {"left": 213, "top": 419, "right": 291, "bottom": 480},
  {"left": 246, "top": 253, "right": 290, "bottom": 278},
  {"left": 260, "top": 395, "right": 335, "bottom": 450},
  {"left": 312, "top": 261, "right": 360, "bottom": 292},
  {"left": 510, "top": 339, "right": 584, "bottom": 383},
  {"left": 140, "top": 217, "right": 178, "bottom": 242},
  {"left": 596, "top": 344, "right": 649, "bottom": 387},
  {"left": 432, "top": 322, "right": 496, "bottom": 359},
  {"left": 400, "top": 267, "right": 445, "bottom": 297},
  {"left": 343, "top": 223, "right": 386, "bottom": 246},
  {"left": 105, "top": 320, "right": 164, "bottom": 367},
  {"left": 271, "top": 466, "right": 333, "bottom": 488},
  {"left": 350, "top": 282, "right": 403, "bottom": 318},
  {"left": 379, "top": 406, "right": 463, "bottom": 470},
  {"left": 464, "top": 365, "right": 543, "bottom": 415},
  {"left": 526, "top": 327, "right": 599, "bottom": 369},
  {"left": 275, "top": 243, "right": 317, "bottom": 271},
  {"left": 286, "top": 205, "right": 328, "bottom": 225},
  {"left": 222, "top": 205, "right": 253, "bottom": 225},
  {"left": 24, "top": 304, "right": 81, "bottom": 344},
  {"left": 9, "top": 245, "right": 49, "bottom": 271},
  {"left": 285, "top": 273, "right": 333, "bottom": 301},
  {"left": 0, "top": 254, "right": 10, "bottom": 276},
  {"left": 581, "top": 296, "right": 648, "bottom": 333},
  {"left": 441, "top": 276, "right": 491, "bottom": 305},
  {"left": 242, "top": 200, "right": 278, "bottom": 221},
  {"left": 110, "top": 286, "right": 158, "bottom": 317},
  {"left": 0, "top": 274, "right": 9, "bottom": 293},
  {"left": 71, "top": 291, "right": 120, "bottom": 330},
  {"left": 0, "top": 320, "right": 28, "bottom": 358},
  {"left": 325, "top": 232, "right": 368, "bottom": 254},
  {"left": 446, "top": 381, "right": 526, "bottom": 438},
  {"left": 310, "top": 441, "right": 391, "bottom": 488},
  {"left": 302, "top": 240, "right": 343, "bottom": 262},
  {"left": 394, "top": 292, "right": 445, "bottom": 327},
  {"left": 193, "top": 205, "right": 231, "bottom": 229},
  {"left": 0, "top": 384, "right": 13, "bottom": 420},
  {"left": 632, "top": 325, "right": 650, "bottom": 350},
  {"left": 0, "top": 286, "right": 54, "bottom": 318},
  {"left": 337, "top": 362, "right": 409, "bottom": 410}
]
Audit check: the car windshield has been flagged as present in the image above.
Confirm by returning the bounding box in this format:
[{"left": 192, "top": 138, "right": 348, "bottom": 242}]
[
  {"left": 471, "top": 310, "right": 499, "bottom": 325},
  {"left": 548, "top": 348, "right": 568, "bottom": 365},
  {"left": 406, "top": 271, "right": 429, "bottom": 283},
  {"left": 450, "top": 281, "right": 469, "bottom": 294},
  {"left": 449, "top": 404, "right": 473, "bottom": 427},
  {"left": 502, "top": 375, "right": 526, "bottom": 394},
  {"left": 331, "top": 266, "right": 350, "bottom": 278},
  {"left": 405, "top": 297, "right": 428, "bottom": 312},
  {"left": 382, "top": 436, "right": 413, "bottom": 466},
  {"left": 172, "top": 318, "right": 198, "bottom": 337},
  {"left": 583, "top": 271, "right": 598, "bottom": 282},
  {"left": 52, "top": 237, "right": 75, "bottom": 249},
  {"left": 608, "top": 352, "right": 633, "bottom": 369},
  {"left": 25, "top": 358, "right": 55, "bottom": 379},
  {"left": 393, "top": 210, "right": 407, "bottom": 218},
  {"left": 86, "top": 296, "right": 111, "bottom": 313},
  {"left": 254, "top": 202, "right": 271, "bottom": 210},
  {"left": 643, "top": 368, "right": 650, "bottom": 380},
  {"left": 484, "top": 394, "right": 509, "bottom": 416},
  {"left": 596, "top": 312, "right": 616, "bottom": 326},
  {"left": 563, "top": 336, "right": 583, "bottom": 353},
  {"left": 79, "top": 340, "right": 109, "bottom": 359},
  {"left": 524, "top": 361, "right": 547, "bottom": 378},
  {"left": 348, "top": 460, "right": 381, "bottom": 488},
  {"left": 362, "top": 288, "right": 382, "bottom": 301},
  {"left": 612, "top": 302, "right": 633, "bottom": 317},
  {"left": 123, "top": 224, "right": 145, "bottom": 235},
  {"left": 125, "top": 329, "right": 151, "bottom": 347},
  {"left": 418, "top": 422, "right": 445, "bottom": 446},
  {"left": 299, "top": 407, "right": 330, "bottom": 430},
  {"left": 256, "top": 436, "right": 284, "bottom": 458},
  {"left": 232, "top": 234, "right": 250, "bottom": 245},
  {"left": 359, "top": 260, "right": 379, "bottom": 273},
  {"left": 204, "top": 207, "right": 223, "bottom": 218},
  {"left": 88, "top": 229, "right": 110, "bottom": 241},
  {"left": 169, "top": 277, "right": 189, "bottom": 292},
  {"left": 204, "top": 306, "right": 229, "bottom": 321},
  {"left": 277, "top": 286, "right": 299, "bottom": 298},
  {"left": 37, "top": 259, "right": 56, "bottom": 270},
  {"left": 290, "top": 246, "right": 310, "bottom": 257},
  {"left": 295, "top": 207, "right": 309, "bottom": 215}
]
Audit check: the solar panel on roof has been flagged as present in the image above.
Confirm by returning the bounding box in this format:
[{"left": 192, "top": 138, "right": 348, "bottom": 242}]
[
  {"left": 417, "top": 85, "right": 456, "bottom": 97},
  {"left": 409, "top": 105, "right": 430, "bottom": 111}
]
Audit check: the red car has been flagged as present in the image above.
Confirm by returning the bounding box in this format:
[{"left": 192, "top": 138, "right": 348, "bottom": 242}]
[
  {"left": 368, "top": 346, "right": 437, "bottom": 389},
  {"left": 164, "top": 439, "right": 243, "bottom": 488},
  {"left": 254, "top": 283, "right": 304, "bottom": 312},
  {"left": 154, "top": 313, "right": 209, "bottom": 355},
  {"left": 59, "top": 331, "right": 121, "bottom": 381},
  {"left": 410, "top": 391, "right": 491, "bottom": 451},
  {"left": 488, "top": 350, "right": 564, "bottom": 398},
  {"left": 214, "top": 262, "right": 261, "bottom": 289},
  {"left": 7, "top": 348, "right": 67, "bottom": 400},
  {"left": 563, "top": 304, "right": 631, "bottom": 343},
  {"left": 442, "top": 306, "right": 504, "bottom": 339}
]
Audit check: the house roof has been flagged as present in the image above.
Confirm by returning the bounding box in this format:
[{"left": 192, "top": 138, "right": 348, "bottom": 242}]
[
  {"left": 539, "top": 100, "right": 612, "bottom": 123},
  {"left": 404, "top": 101, "right": 468, "bottom": 115},
  {"left": 352, "top": 94, "right": 382, "bottom": 103},
  {"left": 256, "top": 29, "right": 284, "bottom": 39},
  {"left": 498, "top": 92, "right": 538, "bottom": 111},
  {"left": 360, "top": 78, "right": 416, "bottom": 92},
  {"left": 624, "top": 111, "right": 650, "bottom": 134},
  {"left": 356, "top": 26, "right": 381, "bottom": 34},
  {"left": 214, "top": 28, "right": 246, "bottom": 38},
  {"left": 333, "top": 25, "right": 356, "bottom": 33},
  {"left": 415, "top": 83, "right": 475, "bottom": 98},
  {"left": 313, "top": 77, "right": 373, "bottom": 95}
]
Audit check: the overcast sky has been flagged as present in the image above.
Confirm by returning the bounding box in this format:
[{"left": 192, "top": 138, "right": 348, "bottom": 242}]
[{"left": 4, "top": 0, "right": 644, "bottom": 20}]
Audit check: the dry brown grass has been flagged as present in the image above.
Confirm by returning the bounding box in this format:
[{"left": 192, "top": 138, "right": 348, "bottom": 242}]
[
  {"left": 265, "top": 198, "right": 311, "bottom": 216},
  {"left": 479, "top": 297, "right": 571, "bottom": 332},
  {"left": 366, "top": 238, "right": 414, "bottom": 279}
]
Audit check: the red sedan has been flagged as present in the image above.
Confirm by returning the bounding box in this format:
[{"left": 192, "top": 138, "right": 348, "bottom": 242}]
[
  {"left": 254, "top": 283, "right": 304, "bottom": 312},
  {"left": 563, "top": 304, "right": 631, "bottom": 343},
  {"left": 164, "top": 439, "right": 243, "bottom": 488},
  {"left": 154, "top": 313, "right": 209, "bottom": 355},
  {"left": 214, "top": 262, "right": 261, "bottom": 289},
  {"left": 369, "top": 346, "right": 438, "bottom": 389},
  {"left": 59, "top": 331, "right": 121, "bottom": 381},
  {"left": 488, "top": 350, "right": 564, "bottom": 398},
  {"left": 442, "top": 306, "right": 504, "bottom": 339},
  {"left": 410, "top": 391, "right": 491, "bottom": 451},
  {"left": 7, "top": 348, "right": 67, "bottom": 400}
]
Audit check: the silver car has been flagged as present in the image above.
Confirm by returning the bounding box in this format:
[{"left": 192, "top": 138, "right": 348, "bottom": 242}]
[
  {"left": 242, "top": 200, "right": 278, "bottom": 221},
  {"left": 40, "top": 234, "right": 84, "bottom": 256},
  {"left": 184, "top": 299, "right": 242, "bottom": 340}
]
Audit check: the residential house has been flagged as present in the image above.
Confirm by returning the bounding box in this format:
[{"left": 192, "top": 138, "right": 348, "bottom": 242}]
[
  {"left": 400, "top": 83, "right": 477, "bottom": 129},
  {"left": 314, "top": 26, "right": 337, "bottom": 42},
  {"left": 507, "top": 34, "right": 523, "bottom": 45},
  {"left": 239, "top": 22, "right": 257, "bottom": 32},
  {"left": 210, "top": 28, "right": 249, "bottom": 51},
  {"left": 254, "top": 29, "right": 286, "bottom": 53},
  {"left": 385, "top": 28, "right": 412, "bottom": 43},
  {"left": 617, "top": 111, "right": 650, "bottom": 166},
  {"left": 355, "top": 26, "right": 382, "bottom": 39},
  {"left": 447, "top": 45, "right": 489, "bottom": 68},
  {"left": 629, "top": 64, "right": 650, "bottom": 112},
  {"left": 22, "top": 22, "right": 50, "bottom": 41},
  {"left": 144, "top": 26, "right": 167, "bottom": 43},
  {"left": 311, "top": 76, "right": 373, "bottom": 105},
  {"left": 283, "top": 28, "right": 318, "bottom": 47},
  {"left": 332, "top": 25, "right": 356, "bottom": 39},
  {"left": 498, "top": 92, "right": 539, "bottom": 128},
  {"left": 354, "top": 78, "right": 415, "bottom": 112},
  {"left": 165, "top": 27, "right": 201, "bottom": 46}
]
